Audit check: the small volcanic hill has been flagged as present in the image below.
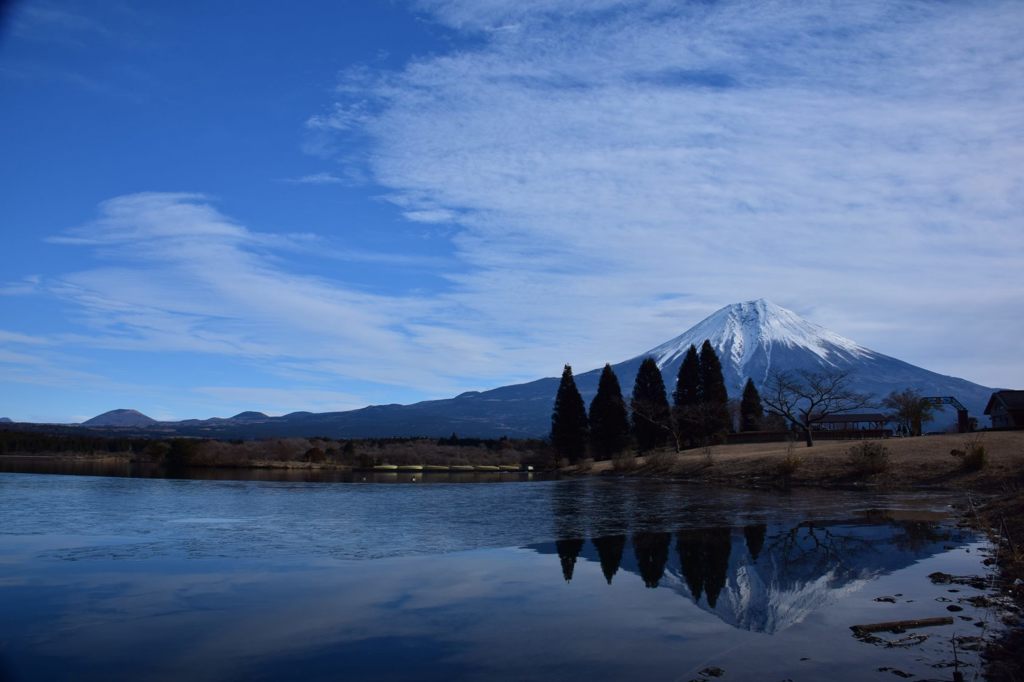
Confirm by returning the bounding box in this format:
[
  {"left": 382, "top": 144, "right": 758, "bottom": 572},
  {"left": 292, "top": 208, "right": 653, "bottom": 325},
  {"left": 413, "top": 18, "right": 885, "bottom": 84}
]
[{"left": 81, "top": 409, "right": 158, "bottom": 428}]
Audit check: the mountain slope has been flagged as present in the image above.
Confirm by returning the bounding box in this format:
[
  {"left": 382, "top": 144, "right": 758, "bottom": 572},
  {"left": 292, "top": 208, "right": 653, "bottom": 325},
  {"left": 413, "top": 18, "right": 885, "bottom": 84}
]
[
  {"left": 76, "top": 300, "right": 994, "bottom": 438},
  {"left": 82, "top": 409, "right": 157, "bottom": 428},
  {"left": 628, "top": 299, "right": 993, "bottom": 422}
]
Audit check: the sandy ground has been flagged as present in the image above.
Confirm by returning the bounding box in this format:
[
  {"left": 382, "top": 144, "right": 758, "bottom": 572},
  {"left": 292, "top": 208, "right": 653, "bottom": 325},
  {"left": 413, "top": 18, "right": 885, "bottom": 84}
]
[{"left": 572, "top": 431, "right": 1024, "bottom": 492}]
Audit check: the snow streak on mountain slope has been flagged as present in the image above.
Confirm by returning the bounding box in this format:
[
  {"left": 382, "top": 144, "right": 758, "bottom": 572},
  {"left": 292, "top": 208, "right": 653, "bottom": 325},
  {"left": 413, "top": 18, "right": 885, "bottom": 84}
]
[
  {"left": 645, "top": 299, "right": 870, "bottom": 380},
  {"left": 615, "top": 300, "right": 993, "bottom": 426}
]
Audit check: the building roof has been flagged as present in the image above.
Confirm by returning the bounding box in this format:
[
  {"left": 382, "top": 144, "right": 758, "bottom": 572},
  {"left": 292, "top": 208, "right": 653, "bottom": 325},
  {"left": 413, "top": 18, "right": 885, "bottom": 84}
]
[
  {"left": 983, "top": 390, "right": 1024, "bottom": 415},
  {"left": 817, "top": 413, "right": 888, "bottom": 424}
]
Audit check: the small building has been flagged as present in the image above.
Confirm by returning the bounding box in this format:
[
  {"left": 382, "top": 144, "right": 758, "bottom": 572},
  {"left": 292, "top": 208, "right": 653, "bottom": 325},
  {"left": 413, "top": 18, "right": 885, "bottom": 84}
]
[
  {"left": 817, "top": 413, "right": 889, "bottom": 431},
  {"left": 984, "top": 390, "right": 1024, "bottom": 429}
]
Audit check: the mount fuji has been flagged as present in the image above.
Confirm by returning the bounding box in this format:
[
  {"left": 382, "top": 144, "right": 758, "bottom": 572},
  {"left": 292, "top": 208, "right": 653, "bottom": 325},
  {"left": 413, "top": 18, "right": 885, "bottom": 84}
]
[
  {"left": 63, "top": 299, "right": 993, "bottom": 438},
  {"left": 623, "top": 299, "right": 992, "bottom": 410}
]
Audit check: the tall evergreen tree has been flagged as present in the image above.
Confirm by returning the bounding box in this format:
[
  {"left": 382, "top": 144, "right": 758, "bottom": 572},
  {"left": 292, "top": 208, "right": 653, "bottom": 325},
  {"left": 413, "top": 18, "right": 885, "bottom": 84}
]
[
  {"left": 698, "top": 340, "right": 731, "bottom": 442},
  {"left": 551, "top": 364, "right": 588, "bottom": 463},
  {"left": 589, "top": 364, "right": 630, "bottom": 460},
  {"left": 673, "top": 345, "right": 702, "bottom": 447},
  {"left": 739, "top": 378, "right": 765, "bottom": 432},
  {"left": 630, "top": 358, "right": 672, "bottom": 452}
]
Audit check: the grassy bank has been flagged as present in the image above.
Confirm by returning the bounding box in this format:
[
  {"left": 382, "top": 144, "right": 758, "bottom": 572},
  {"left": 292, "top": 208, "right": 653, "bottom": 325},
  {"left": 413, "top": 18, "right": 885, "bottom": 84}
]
[{"left": 570, "top": 431, "right": 1024, "bottom": 492}]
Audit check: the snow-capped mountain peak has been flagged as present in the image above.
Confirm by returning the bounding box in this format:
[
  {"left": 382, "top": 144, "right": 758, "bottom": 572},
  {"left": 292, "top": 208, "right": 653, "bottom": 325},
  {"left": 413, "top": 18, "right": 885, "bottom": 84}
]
[{"left": 642, "top": 300, "right": 873, "bottom": 389}]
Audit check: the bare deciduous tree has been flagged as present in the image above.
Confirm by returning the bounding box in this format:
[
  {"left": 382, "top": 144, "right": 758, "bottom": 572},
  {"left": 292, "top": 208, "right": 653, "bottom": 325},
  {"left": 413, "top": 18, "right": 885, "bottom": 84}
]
[
  {"left": 762, "top": 369, "right": 874, "bottom": 447},
  {"left": 882, "top": 388, "right": 935, "bottom": 436}
]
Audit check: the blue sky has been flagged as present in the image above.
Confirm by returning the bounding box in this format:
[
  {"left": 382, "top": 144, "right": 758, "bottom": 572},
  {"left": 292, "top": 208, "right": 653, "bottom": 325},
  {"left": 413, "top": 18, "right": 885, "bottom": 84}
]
[{"left": 1, "top": 0, "right": 1022, "bottom": 422}]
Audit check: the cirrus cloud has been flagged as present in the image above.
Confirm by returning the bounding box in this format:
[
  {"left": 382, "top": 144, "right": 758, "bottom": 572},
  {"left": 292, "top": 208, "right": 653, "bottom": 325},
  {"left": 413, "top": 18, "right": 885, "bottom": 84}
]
[{"left": 308, "top": 0, "right": 1024, "bottom": 386}]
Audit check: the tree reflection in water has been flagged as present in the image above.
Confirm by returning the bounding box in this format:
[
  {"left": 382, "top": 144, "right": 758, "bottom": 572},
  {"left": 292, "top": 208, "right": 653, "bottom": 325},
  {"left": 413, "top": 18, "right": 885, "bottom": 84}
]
[
  {"left": 677, "top": 527, "right": 731, "bottom": 607},
  {"left": 556, "top": 538, "right": 585, "bottom": 582},
  {"left": 544, "top": 491, "right": 969, "bottom": 634},
  {"left": 632, "top": 531, "right": 671, "bottom": 588},
  {"left": 592, "top": 535, "right": 626, "bottom": 585},
  {"left": 553, "top": 480, "right": 587, "bottom": 582},
  {"left": 743, "top": 523, "right": 766, "bottom": 560}
]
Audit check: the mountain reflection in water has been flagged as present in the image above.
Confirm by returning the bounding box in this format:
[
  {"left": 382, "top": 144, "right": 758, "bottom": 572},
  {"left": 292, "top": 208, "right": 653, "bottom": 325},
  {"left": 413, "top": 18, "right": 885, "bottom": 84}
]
[
  {"left": 0, "top": 474, "right": 996, "bottom": 682},
  {"left": 541, "top": 485, "right": 968, "bottom": 634}
]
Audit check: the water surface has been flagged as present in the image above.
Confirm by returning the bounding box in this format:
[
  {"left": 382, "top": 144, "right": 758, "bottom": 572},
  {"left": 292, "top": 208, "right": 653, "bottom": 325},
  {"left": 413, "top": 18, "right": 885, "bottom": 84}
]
[{"left": 0, "top": 473, "right": 1001, "bottom": 681}]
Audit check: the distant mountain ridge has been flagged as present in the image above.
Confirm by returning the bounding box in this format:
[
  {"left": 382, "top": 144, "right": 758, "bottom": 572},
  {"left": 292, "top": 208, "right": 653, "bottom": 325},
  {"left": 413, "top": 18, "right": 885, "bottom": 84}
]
[
  {"left": 82, "top": 409, "right": 157, "bottom": 428},
  {"left": 67, "top": 300, "right": 994, "bottom": 438}
]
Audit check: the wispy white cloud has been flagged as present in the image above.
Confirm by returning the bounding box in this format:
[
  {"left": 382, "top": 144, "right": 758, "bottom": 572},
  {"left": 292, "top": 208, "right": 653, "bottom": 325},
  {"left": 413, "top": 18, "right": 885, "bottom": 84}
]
[
  {"left": 12, "top": 0, "right": 1023, "bottom": 419},
  {"left": 0, "top": 276, "right": 41, "bottom": 296},
  {"left": 0, "top": 328, "right": 52, "bottom": 345},
  {"left": 11, "top": 1, "right": 113, "bottom": 43},
  {"left": 0, "top": 340, "right": 122, "bottom": 393},
  {"left": 192, "top": 386, "right": 367, "bottom": 416},
  {"left": 43, "top": 192, "right": 517, "bottom": 397},
  {"left": 281, "top": 172, "right": 348, "bottom": 186},
  {"left": 307, "top": 0, "right": 1024, "bottom": 387}
]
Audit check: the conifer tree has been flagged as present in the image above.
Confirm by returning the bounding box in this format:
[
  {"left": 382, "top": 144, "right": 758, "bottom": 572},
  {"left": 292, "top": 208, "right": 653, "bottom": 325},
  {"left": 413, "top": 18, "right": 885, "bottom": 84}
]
[
  {"left": 551, "top": 364, "right": 588, "bottom": 463},
  {"left": 739, "top": 378, "right": 765, "bottom": 432},
  {"left": 698, "top": 340, "right": 731, "bottom": 442},
  {"left": 589, "top": 364, "right": 630, "bottom": 460},
  {"left": 673, "top": 344, "right": 701, "bottom": 447},
  {"left": 630, "top": 357, "right": 672, "bottom": 452}
]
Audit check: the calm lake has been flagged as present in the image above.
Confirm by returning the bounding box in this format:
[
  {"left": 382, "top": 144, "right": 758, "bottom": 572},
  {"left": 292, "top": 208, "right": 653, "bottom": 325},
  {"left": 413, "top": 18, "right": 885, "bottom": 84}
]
[{"left": 0, "top": 472, "right": 1001, "bottom": 681}]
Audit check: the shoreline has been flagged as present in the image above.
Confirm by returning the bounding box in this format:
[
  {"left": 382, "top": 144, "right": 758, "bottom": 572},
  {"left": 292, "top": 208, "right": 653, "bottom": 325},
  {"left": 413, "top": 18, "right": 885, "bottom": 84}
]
[
  {"left": 2, "top": 431, "right": 1021, "bottom": 677},
  {"left": 558, "top": 431, "right": 1024, "bottom": 680}
]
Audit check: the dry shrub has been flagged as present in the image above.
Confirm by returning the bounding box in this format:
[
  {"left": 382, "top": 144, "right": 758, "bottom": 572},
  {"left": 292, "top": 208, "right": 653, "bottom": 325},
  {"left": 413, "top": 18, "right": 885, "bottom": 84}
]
[
  {"left": 646, "top": 450, "right": 677, "bottom": 472},
  {"left": 848, "top": 441, "right": 890, "bottom": 475},
  {"left": 701, "top": 445, "right": 714, "bottom": 467},
  {"left": 951, "top": 435, "right": 987, "bottom": 472},
  {"left": 612, "top": 451, "right": 640, "bottom": 472},
  {"left": 777, "top": 441, "right": 802, "bottom": 478}
]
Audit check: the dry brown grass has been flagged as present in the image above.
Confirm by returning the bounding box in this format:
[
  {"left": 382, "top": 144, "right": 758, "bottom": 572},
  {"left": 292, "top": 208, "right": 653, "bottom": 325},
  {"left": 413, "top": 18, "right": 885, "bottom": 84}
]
[{"left": 580, "top": 431, "right": 1024, "bottom": 490}]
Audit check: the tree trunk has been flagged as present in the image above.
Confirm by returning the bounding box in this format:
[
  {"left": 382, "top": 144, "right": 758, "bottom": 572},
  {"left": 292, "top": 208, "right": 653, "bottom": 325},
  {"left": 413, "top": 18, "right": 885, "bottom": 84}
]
[{"left": 803, "top": 426, "right": 814, "bottom": 447}]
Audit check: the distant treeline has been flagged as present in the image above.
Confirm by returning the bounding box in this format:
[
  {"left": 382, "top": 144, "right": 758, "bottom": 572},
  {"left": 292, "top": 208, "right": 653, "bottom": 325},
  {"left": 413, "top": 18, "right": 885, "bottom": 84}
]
[
  {"left": 0, "top": 429, "right": 150, "bottom": 455},
  {"left": 0, "top": 427, "right": 554, "bottom": 469}
]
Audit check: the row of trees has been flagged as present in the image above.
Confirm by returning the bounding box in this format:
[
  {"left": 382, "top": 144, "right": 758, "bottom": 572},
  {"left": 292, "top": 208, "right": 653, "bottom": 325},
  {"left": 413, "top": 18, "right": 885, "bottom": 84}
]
[
  {"left": 632, "top": 341, "right": 737, "bottom": 451},
  {"left": 553, "top": 344, "right": 954, "bottom": 458},
  {"left": 551, "top": 341, "right": 766, "bottom": 462},
  {"left": 558, "top": 526, "right": 738, "bottom": 602}
]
